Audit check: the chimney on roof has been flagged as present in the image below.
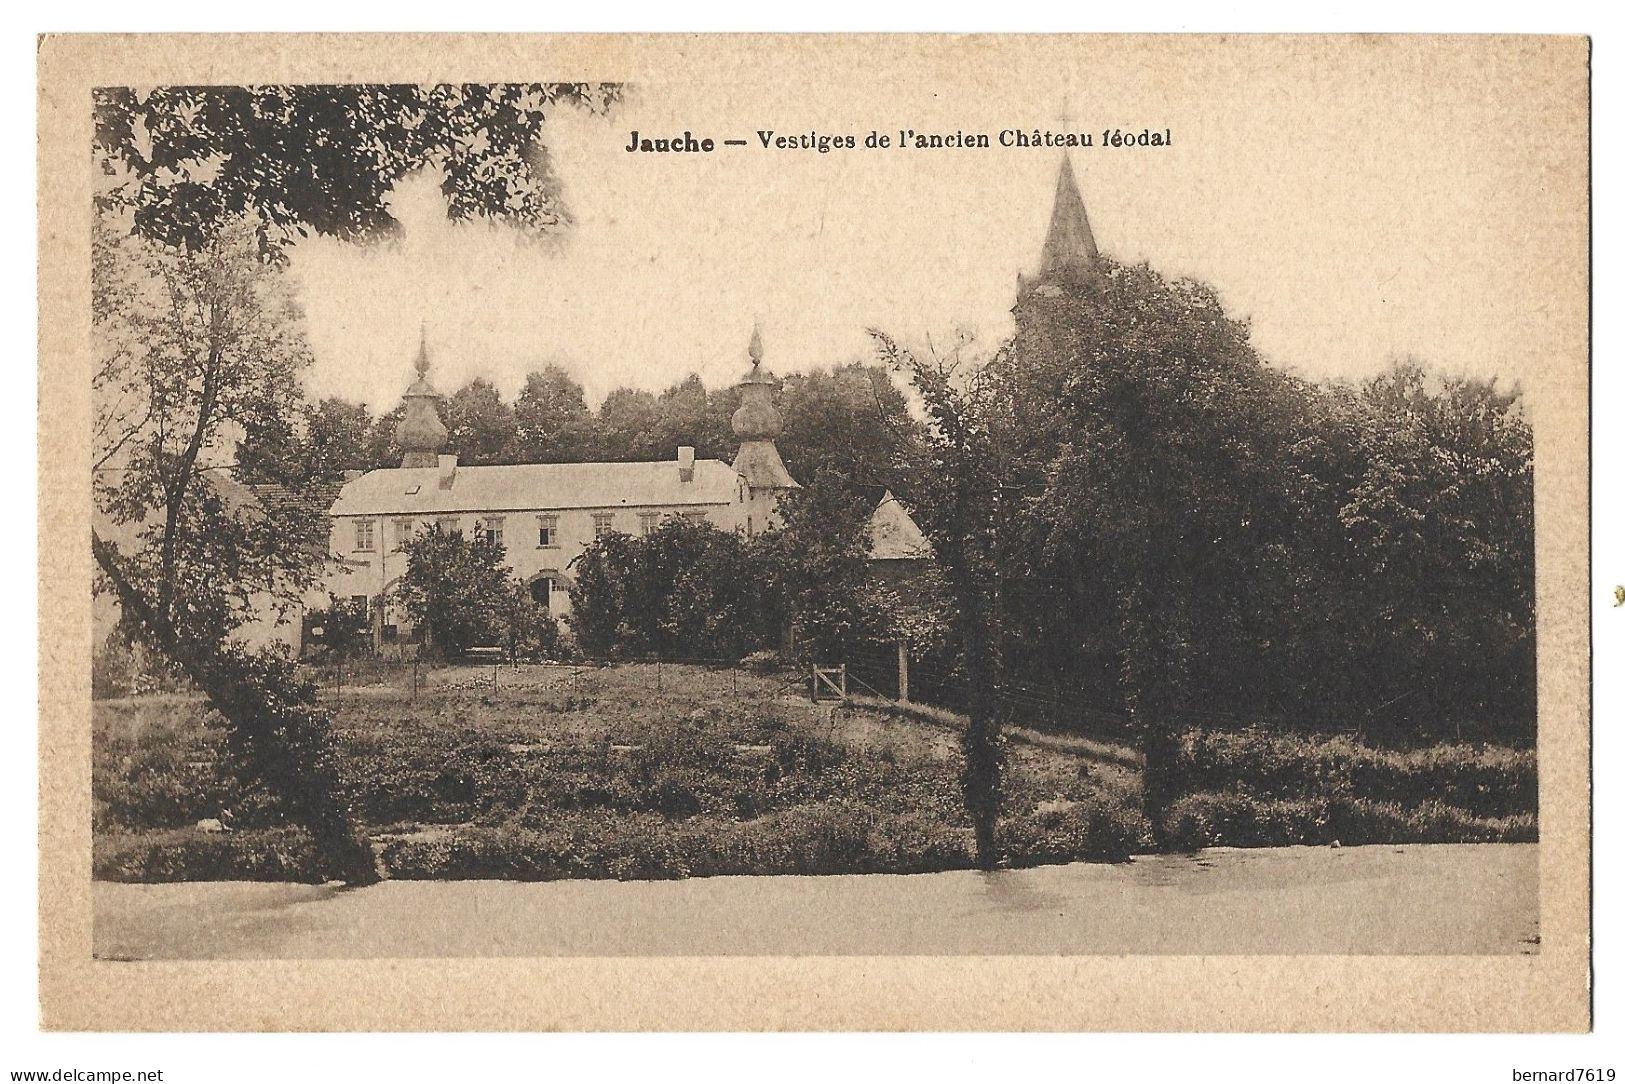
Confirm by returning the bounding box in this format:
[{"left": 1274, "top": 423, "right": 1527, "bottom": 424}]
[
  {"left": 438, "top": 454, "right": 458, "bottom": 491},
  {"left": 677, "top": 446, "right": 695, "bottom": 483}
]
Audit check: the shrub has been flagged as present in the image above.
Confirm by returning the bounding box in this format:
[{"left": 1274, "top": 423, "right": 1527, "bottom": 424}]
[
  {"left": 1175, "top": 728, "right": 1536, "bottom": 818},
  {"left": 93, "top": 827, "right": 327, "bottom": 882},
  {"left": 1163, "top": 790, "right": 1539, "bottom": 852},
  {"left": 379, "top": 801, "right": 976, "bottom": 881},
  {"left": 92, "top": 627, "right": 187, "bottom": 699},
  {"left": 740, "top": 650, "right": 785, "bottom": 675},
  {"left": 1002, "top": 791, "right": 1152, "bottom": 864}
]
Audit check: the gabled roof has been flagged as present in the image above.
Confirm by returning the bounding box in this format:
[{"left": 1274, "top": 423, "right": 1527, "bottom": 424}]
[
  {"left": 866, "top": 491, "right": 932, "bottom": 561},
  {"left": 330, "top": 458, "right": 741, "bottom": 517},
  {"left": 245, "top": 480, "right": 346, "bottom": 520}
]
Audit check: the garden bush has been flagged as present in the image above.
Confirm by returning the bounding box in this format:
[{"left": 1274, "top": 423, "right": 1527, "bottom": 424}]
[
  {"left": 1001, "top": 790, "right": 1152, "bottom": 865},
  {"left": 94, "top": 827, "right": 327, "bottom": 882},
  {"left": 1163, "top": 790, "right": 1539, "bottom": 852},
  {"left": 1175, "top": 728, "right": 1536, "bottom": 819},
  {"left": 378, "top": 801, "right": 976, "bottom": 881}
]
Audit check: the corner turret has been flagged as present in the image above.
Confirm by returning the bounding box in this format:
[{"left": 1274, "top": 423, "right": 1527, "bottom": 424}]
[
  {"left": 730, "top": 326, "right": 799, "bottom": 531},
  {"left": 396, "top": 326, "right": 450, "bottom": 469}
]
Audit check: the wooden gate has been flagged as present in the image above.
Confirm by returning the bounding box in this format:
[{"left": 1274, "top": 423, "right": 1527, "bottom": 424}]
[{"left": 811, "top": 664, "right": 847, "bottom": 702}]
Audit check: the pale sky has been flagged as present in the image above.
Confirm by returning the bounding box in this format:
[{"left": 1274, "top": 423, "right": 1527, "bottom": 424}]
[{"left": 284, "top": 39, "right": 1584, "bottom": 414}]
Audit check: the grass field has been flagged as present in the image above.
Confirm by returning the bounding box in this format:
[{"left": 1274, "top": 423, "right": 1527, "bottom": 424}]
[
  {"left": 93, "top": 661, "right": 1147, "bottom": 882},
  {"left": 92, "top": 661, "right": 1536, "bottom": 883}
]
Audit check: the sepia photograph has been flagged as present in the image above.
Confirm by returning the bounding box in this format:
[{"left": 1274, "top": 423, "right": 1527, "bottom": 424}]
[{"left": 36, "top": 32, "right": 1591, "bottom": 1031}]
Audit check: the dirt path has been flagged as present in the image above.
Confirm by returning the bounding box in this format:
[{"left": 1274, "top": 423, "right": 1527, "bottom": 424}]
[{"left": 94, "top": 842, "right": 1536, "bottom": 960}]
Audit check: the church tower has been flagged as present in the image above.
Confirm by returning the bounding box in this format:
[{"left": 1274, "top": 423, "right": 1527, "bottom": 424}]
[
  {"left": 1012, "top": 156, "right": 1104, "bottom": 366},
  {"left": 730, "top": 326, "right": 799, "bottom": 532},
  {"left": 1016, "top": 155, "right": 1101, "bottom": 303},
  {"left": 396, "top": 327, "right": 450, "bottom": 468}
]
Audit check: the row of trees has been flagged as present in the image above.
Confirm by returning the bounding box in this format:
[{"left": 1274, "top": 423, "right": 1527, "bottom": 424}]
[
  {"left": 873, "top": 256, "right": 1535, "bottom": 859},
  {"left": 236, "top": 362, "right": 917, "bottom": 493},
  {"left": 564, "top": 476, "right": 948, "bottom": 665}
]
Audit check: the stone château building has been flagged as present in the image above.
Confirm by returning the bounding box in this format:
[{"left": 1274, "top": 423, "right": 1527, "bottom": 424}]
[{"left": 323, "top": 326, "right": 805, "bottom": 647}]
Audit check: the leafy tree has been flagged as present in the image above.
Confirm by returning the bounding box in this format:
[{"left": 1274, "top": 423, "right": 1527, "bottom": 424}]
[
  {"left": 566, "top": 518, "right": 778, "bottom": 661},
  {"left": 778, "top": 362, "right": 917, "bottom": 495},
  {"left": 93, "top": 215, "right": 326, "bottom": 635},
  {"left": 1336, "top": 361, "right": 1535, "bottom": 737},
  {"left": 368, "top": 403, "right": 407, "bottom": 470},
  {"left": 513, "top": 365, "right": 594, "bottom": 462},
  {"left": 593, "top": 387, "right": 663, "bottom": 461},
  {"left": 499, "top": 581, "right": 565, "bottom": 661},
  {"left": 91, "top": 216, "right": 377, "bottom": 881},
  {"left": 95, "top": 83, "right": 623, "bottom": 252},
  {"left": 879, "top": 256, "right": 1538, "bottom": 852},
  {"left": 566, "top": 529, "right": 640, "bottom": 656},
  {"left": 237, "top": 396, "right": 379, "bottom": 485},
  {"left": 443, "top": 377, "right": 520, "bottom": 465},
  {"left": 764, "top": 471, "right": 894, "bottom": 660},
  {"left": 869, "top": 331, "right": 1011, "bottom": 870},
  {"left": 1001, "top": 260, "right": 1303, "bottom": 842},
  {"left": 651, "top": 374, "right": 733, "bottom": 460},
  {"left": 396, "top": 525, "right": 519, "bottom": 658},
  {"left": 91, "top": 78, "right": 621, "bottom": 883},
  {"left": 304, "top": 597, "right": 372, "bottom": 661}
]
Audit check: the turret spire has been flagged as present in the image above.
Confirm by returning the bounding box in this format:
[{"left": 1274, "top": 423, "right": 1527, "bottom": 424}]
[
  {"left": 730, "top": 326, "right": 798, "bottom": 492},
  {"left": 748, "top": 321, "right": 764, "bottom": 366},
  {"left": 414, "top": 322, "right": 430, "bottom": 378},
  {"left": 397, "top": 327, "right": 449, "bottom": 468}
]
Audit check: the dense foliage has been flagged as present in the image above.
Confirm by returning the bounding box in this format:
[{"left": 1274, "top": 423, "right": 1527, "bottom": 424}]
[
  {"left": 94, "top": 83, "right": 623, "bottom": 252},
  {"left": 236, "top": 360, "right": 918, "bottom": 489},
  {"left": 93, "top": 662, "right": 1148, "bottom": 882},
  {"left": 565, "top": 477, "right": 922, "bottom": 664},
  {"left": 566, "top": 517, "right": 779, "bottom": 661},
  {"left": 873, "top": 254, "right": 1535, "bottom": 846},
  {"left": 396, "top": 526, "right": 561, "bottom": 660}
]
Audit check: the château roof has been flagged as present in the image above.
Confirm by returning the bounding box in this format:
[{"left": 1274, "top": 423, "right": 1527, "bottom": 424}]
[
  {"left": 330, "top": 458, "right": 741, "bottom": 518},
  {"left": 1038, "top": 156, "right": 1099, "bottom": 277},
  {"left": 866, "top": 491, "right": 932, "bottom": 561}
]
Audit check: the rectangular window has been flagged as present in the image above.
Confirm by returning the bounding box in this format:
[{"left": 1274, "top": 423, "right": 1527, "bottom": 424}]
[
  {"left": 436, "top": 517, "right": 460, "bottom": 536},
  {"left": 479, "top": 516, "right": 505, "bottom": 548},
  {"left": 592, "top": 512, "right": 615, "bottom": 539},
  {"left": 353, "top": 519, "right": 374, "bottom": 551},
  {"left": 393, "top": 518, "right": 415, "bottom": 549},
  {"left": 639, "top": 511, "right": 659, "bottom": 537},
  {"left": 682, "top": 511, "right": 708, "bottom": 525},
  {"left": 537, "top": 515, "right": 558, "bottom": 548}
]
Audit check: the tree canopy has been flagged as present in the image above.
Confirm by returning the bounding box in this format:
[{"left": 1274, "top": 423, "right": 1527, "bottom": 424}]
[{"left": 95, "top": 83, "right": 623, "bottom": 251}]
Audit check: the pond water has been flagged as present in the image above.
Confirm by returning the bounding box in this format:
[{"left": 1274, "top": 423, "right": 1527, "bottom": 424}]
[{"left": 93, "top": 842, "right": 1537, "bottom": 960}]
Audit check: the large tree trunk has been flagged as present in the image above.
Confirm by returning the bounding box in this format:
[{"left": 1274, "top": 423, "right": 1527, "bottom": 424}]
[
  {"left": 93, "top": 530, "right": 380, "bottom": 885},
  {"left": 956, "top": 567, "right": 1003, "bottom": 871}
]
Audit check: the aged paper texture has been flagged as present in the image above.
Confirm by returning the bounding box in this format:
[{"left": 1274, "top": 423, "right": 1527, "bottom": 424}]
[{"left": 39, "top": 33, "right": 1590, "bottom": 1030}]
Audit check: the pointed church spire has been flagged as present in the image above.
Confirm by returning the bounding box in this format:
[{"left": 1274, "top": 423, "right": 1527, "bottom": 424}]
[{"left": 1038, "top": 155, "right": 1099, "bottom": 278}]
